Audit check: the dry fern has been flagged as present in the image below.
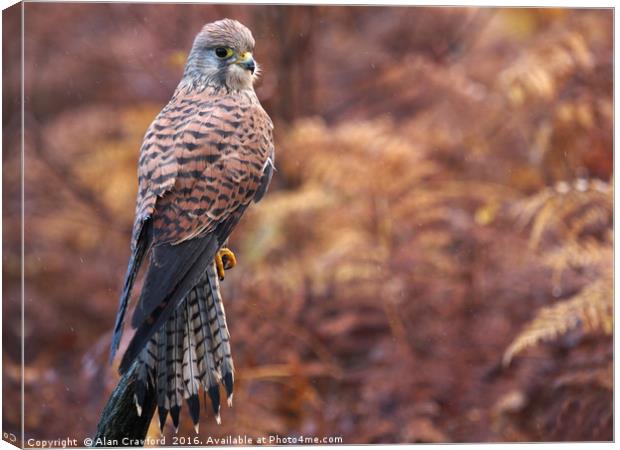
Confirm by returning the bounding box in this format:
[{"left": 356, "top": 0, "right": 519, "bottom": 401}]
[
  {"left": 512, "top": 178, "right": 611, "bottom": 248},
  {"left": 503, "top": 271, "right": 612, "bottom": 367},
  {"left": 543, "top": 238, "right": 612, "bottom": 289},
  {"left": 499, "top": 29, "right": 595, "bottom": 105},
  {"left": 504, "top": 177, "right": 612, "bottom": 367}
]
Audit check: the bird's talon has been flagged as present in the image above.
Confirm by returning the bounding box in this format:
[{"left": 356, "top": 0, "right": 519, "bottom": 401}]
[{"left": 215, "top": 248, "right": 237, "bottom": 280}]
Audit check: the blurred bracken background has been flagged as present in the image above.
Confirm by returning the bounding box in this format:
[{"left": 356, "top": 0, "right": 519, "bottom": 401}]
[{"left": 2, "top": 4, "right": 613, "bottom": 444}]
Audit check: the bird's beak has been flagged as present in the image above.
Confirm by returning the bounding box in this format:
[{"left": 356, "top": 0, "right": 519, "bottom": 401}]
[{"left": 235, "top": 52, "right": 256, "bottom": 74}]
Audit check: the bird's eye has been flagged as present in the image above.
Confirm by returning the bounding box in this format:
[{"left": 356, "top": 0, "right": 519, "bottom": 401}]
[{"left": 215, "top": 47, "right": 234, "bottom": 59}]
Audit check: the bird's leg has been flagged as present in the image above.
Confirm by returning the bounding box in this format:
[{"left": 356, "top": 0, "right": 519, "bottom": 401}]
[{"left": 215, "top": 248, "right": 237, "bottom": 280}]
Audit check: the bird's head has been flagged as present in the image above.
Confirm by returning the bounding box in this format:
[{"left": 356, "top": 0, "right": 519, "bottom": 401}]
[{"left": 184, "top": 19, "right": 258, "bottom": 91}]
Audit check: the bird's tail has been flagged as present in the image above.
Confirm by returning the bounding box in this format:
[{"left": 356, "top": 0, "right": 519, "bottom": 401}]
[{"left": 133, "top": 261, "right": 235, "bottom": 433}]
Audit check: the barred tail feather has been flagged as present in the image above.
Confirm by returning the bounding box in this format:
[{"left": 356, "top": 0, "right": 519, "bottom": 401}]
[
  {"left": 167, "top": 310, "right": 184, "bottom": 431},
  {"left": 132, "top": 264, "right": 236, "bottom": 432},
  {"left": 134, "top": 335, "right": 158, "bottom": 416},
  {"left": 156, "top": 325, "right": 169, "bottom": 433},
  {"left": 183, "top": 300, "right": 201, "bottom": 430},
  {"left": 194, "top": 277, "right": 223, "bottom": 422},
  {"left": 206, "top": 263, "right": 235, "bottom": 404}
]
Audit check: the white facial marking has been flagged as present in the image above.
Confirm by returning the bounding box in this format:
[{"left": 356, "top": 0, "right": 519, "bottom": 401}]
[{"left": 227, "top": 63, "right": 254, "bottom": 90}]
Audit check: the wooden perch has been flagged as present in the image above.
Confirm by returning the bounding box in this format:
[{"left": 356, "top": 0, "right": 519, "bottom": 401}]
[{"left": 93, "top": 362, "right": 156, "bottom": 447}]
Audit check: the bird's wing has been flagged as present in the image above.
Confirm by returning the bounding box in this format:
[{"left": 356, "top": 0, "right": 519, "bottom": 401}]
[
  {"left": 109, "top": 219, "right": 152, "bottom": 360},
  {"left": 113, "top": 87, "right": 274, "bottom": 372}
]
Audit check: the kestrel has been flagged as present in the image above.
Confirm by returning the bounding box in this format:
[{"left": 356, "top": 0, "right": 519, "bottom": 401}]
[{"left": 109, "top": 19, "right": 275, "bottom": 432}]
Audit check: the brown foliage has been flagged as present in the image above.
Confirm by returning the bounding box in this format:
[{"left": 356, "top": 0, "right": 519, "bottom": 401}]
[{"left": 3, "top": 5, "right": 612, "bottom": 444}]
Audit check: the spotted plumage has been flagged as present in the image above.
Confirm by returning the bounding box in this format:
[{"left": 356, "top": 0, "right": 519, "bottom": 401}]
[{"left": 110, "top": 19, "right": 274, "bottom": 432}]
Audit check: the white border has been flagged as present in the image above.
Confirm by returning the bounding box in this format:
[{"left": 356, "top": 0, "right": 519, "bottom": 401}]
[{"left": 0, "top": 2, "right": 615, "bottom": 450}]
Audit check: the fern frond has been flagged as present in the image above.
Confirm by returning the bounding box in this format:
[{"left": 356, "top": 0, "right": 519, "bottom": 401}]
[
  {"left": 512, "top": 178, "right": 611, "bottom": 248},
  {"left": 499, "top": 29, "right": 595, "bottom": 105},
  {"left": 543, "top": 238, "right": 611, "bottom": 275},
  {"left": 503, "top": 272, "right": 612, "bottom": 367}
]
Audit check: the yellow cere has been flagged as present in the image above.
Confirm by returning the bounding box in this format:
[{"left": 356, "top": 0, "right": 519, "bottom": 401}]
[{"left": 237, "top": 52, "right": 252, "bottom": 62}]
